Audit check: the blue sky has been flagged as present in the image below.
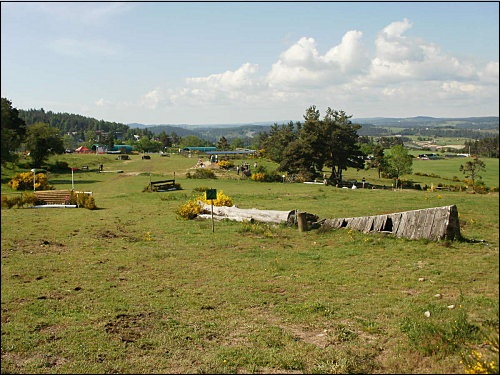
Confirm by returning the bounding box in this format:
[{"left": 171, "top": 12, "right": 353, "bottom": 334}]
[{"left": 1, "top": 1, "right": 498, "bottom": 125}]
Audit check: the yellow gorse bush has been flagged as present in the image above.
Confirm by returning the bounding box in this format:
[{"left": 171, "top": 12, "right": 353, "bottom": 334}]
[
  {"left": 175, "top": 199, "right": 202, "bottom": 220},
  {"left": 176, "top": 190, "right": 233, "bottom": 219},
  {"left": 199, "top": 190, "right": 233, "bottom": 207},
  {"left": 250, "top": 172, "right": 265, "bottom": 181},
  {"left": 8, "top": 172, "right": 51, "bottom": 191},
  {"left": 217, "top": 160, "right": 233, "bottom": 169},
  {"left": 461, "top": 333, "right": 499, "bottom": 374}
]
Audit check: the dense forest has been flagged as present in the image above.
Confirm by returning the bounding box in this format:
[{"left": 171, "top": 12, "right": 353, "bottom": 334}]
[{"left": 19, "top": 108, "right": 130, "bottom": 134}]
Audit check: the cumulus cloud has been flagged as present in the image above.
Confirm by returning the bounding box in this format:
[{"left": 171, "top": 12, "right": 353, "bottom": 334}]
[
  {"left": 168, "top": 63, "right": 263, "bottom": 105},
  {"left": 366, "top": 18, "right": 479, "bottom": 84},
  {"left": 187, "top": 63, "right": 259, "bottom": 91},
  {"left": 266, "top": 31, "right": 368, "bottom": 89}
]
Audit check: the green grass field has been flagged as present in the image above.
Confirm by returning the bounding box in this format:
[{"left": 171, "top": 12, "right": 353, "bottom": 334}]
[{"left": 1, "top": 153, "right": 498, "bottom": 374}]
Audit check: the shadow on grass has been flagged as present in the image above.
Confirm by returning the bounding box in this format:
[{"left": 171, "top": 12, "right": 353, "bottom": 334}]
[{"left": 51, "top": 179, "right": 101, "bottom": 185}]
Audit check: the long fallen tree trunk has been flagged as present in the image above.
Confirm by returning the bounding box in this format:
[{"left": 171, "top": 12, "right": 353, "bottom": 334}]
[
  {"left": 198, "top": 202, "right": 292, "bottom": 223},
  {"left": 196, "top": 202, "right": 462, "bottom": 241},
  {"left": 321, "top": 204, "right": 462, "bottom": 241}
]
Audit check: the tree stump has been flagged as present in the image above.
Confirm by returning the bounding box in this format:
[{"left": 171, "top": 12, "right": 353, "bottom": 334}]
[{"left": 297, "top": 212, "right": 308, "bottom": 232}]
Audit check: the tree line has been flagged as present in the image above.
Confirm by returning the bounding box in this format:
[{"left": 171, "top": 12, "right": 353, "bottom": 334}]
[{"left": 1, "top": 98, "right": 497, "bottom": 188}]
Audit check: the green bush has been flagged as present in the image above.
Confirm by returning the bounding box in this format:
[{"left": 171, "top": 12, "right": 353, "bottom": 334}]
[
  {"left": 1, "top": 192, "right": 38, "bottom": 208},
  {"left": 186, "top": 168, "right": 216, "bottom": 179},
  {"left": 53, "top": 160, "right": 70, "bottom": 171},
  {"left": 71, "top": 191, "right": 98, "bottom": 210}
]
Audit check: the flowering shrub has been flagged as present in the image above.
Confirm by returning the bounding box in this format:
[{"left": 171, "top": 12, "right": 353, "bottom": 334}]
[
  {"left": 176, "top": 190, "right": 233, "bottom": 219},
  {"left": 250, "top": 172, "right": 266, "bottom": 182},
  {"left": 8, "top": 172, "right": 52, "bottom": 191},
  {"left": 175, "top": 199, "right": 202, "bottom": 220},
  {"left": 217, "top": 160, "right": 233, "bottom": 169},
  {"left": 199, "top": 190, "right": 233, "bottom": 207},
  {"left": 461, "top": 330, "right": 499, "bottom": 374}
]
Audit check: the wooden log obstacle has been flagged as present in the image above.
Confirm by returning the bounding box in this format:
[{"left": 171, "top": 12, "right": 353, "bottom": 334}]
[
  {"left": 196, "top": 203, "right": 462, "bottom": 241},
  {"left": 321, "top": 205, "right": 462, "bottom": 241},
  {"left": 34, "top": 190, "right": 93, "bottom": 206},
  {"left": 149, "top": 179, "right": 176, "bottom": 192},
  {"left": 34, "top": 190, "right": 72, "bottom": 205}
]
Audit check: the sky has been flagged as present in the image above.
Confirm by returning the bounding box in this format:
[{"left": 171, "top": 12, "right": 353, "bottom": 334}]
[{"left": 1, "top": 1, "right": 499, "bottom": 126}]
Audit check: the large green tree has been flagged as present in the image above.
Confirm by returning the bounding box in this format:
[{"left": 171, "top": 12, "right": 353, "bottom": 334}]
[
  {"left": 25, "top": 122, "right": 65, "bottom": 167},
  {"left": 1, "top": 98, "right": 27, "bottom": 166},
  {"left": 260, "top": 106, "right": 365, "bottom": 183},
  {"left": 321, "top": 107, "right": 365, "bottom": 184},
  {"left": 261, "top": 121, "right": 299, "bottom": 163},
  {"left": 287, "top": 106, "right": 365, "bottom": 184}
]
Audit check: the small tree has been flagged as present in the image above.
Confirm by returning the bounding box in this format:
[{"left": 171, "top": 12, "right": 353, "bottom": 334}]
[
  {"left": 384, "top": 145, "right": 413, "bottom": 188},
  {"left": 365, "top": 144, "right": 386, "bottom": 178},
  {"left": 217, "top": 136, "right": 230, "bottom": 151},
  {"left": 459, "top": 156, "right": 486, "bottom": 192}
]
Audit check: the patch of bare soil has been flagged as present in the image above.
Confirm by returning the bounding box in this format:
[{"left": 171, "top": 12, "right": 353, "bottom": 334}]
[{"left": 104, "top": 312, "right": 156, "bottom": 344}]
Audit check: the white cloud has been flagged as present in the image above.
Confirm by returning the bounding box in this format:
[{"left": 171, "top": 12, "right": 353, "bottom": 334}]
[
  {"left": 167, "top": 63, "right": 263, "bottom": 106},
  {"left": 140, "top": 89, "right": 164, "bottom": 109},
  {"left": 323, "top": 30, "right": 368, "bottom": 74},
  {"left": 366, "top": 18, "right": 480, "bottom": 84},
  {"left": 266, "top": 32, "right": 369, "bottom": 89},
  {"left": 126, "top": 18, "right": 498, "bottom": 122},
  {"left": 479, "top": 61, "right": 499, "bottom": 83},
  {"left": 187, "top": 63, "right": 259, "bottom": 91},
  {"left": 95, "top": 98, "right": 107, "bottom": 106}
]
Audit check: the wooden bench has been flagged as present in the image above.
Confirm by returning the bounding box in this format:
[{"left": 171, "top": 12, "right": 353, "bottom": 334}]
[
  {"left": 35, "top": 190, "right": 72, "bottom": 205},
  {"left": 149, "top": 179, "right": 176, "bottom": 191}
]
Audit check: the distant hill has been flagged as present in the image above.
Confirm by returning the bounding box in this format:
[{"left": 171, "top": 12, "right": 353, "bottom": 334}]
[
  {"left": 129, "top": 116, "right": 499, "bottom": 131},
  {"left": 352, "top": 116, "right": 499, "bottom": 130},
  {"left": 127, "top": 116, "right": 498, "bottom": 140}
]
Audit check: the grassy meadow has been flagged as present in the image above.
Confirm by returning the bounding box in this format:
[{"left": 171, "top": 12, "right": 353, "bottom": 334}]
[{"left": 1, "top": 152, "right": 499, "bottom": 374}]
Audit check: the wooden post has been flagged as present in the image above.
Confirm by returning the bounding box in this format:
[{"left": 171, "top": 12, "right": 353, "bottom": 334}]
[
  {"left": 205, "top": 189, "right": 217, "bottom": 233},
  {"left": 211, "top": 200, "right": 214, "bottom": 233},
  {"left": 297, "top": 212, "right": 308, "bottom": 232}
]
